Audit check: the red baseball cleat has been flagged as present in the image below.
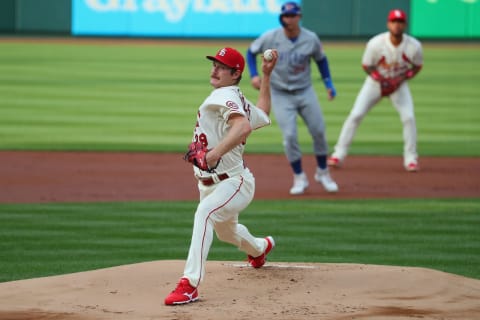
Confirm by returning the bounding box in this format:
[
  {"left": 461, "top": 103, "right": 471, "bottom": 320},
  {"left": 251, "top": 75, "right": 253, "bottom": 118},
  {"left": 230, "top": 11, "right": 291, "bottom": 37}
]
[
  {"left": 164, "top": 277, "right": 199, "bottom": 305},
  {"left": 248, "top": 236, "right": 275, "bottom": 268},
  {"left": 327, "top": 156, "right": 341, "bottom": 168},
  {"left": 406, "top": 162, "right": 419, "bottom": 172}
]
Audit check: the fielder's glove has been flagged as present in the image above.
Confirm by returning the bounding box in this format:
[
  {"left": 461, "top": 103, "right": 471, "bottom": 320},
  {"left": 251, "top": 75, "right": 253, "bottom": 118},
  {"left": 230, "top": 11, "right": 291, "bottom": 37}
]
[
  {"left": 380, "top": 78, "right": 399, "bottom": 96},
  {"left": 184, "top": 141, "right": 218, "bottom": 172}
]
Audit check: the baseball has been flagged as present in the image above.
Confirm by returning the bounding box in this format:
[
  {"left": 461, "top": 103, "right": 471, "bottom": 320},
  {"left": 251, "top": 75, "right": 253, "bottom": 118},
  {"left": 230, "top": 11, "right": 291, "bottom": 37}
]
[{"left": 263, "top": 49, "right": 274, "bottom": 61}]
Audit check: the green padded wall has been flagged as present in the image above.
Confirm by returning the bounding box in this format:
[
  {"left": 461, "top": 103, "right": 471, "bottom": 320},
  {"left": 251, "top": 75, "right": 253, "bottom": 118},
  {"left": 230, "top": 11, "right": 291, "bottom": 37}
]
[
  {"left": 411, "top": 0, "right": 480, "bottom": 38},
  {"left": 16, "top": 0, "right": 71, "bottom": 33},
  {"left": 302, "top": 0, "right": 410, "bottom": 37},
  {"left": 0, "top": 0, "right": 15, "bottom": 32}
]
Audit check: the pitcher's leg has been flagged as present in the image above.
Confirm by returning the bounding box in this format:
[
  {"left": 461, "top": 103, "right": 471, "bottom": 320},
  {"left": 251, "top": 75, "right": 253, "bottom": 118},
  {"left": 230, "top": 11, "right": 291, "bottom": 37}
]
[
  {"left": 211, "top": 171, "right": 264, "bottom": 256},
  {"left": 184, "top": 170, "right": 260, "bottom": 286},
  {"left": 183, "top": 204, "right": 215, "bottom": 288},
  {"left": 215, "top": 221, "right": 266, "bottom": 257},
  {"left": 183, "top": 174, "right": 250, "bottom": 286}
]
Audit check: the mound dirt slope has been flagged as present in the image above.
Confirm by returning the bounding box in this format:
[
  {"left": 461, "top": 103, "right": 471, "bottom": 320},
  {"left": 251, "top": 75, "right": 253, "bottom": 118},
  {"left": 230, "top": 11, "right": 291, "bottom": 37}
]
[{"left": 0, "top": 260, "right": 479, "bottom": 320}]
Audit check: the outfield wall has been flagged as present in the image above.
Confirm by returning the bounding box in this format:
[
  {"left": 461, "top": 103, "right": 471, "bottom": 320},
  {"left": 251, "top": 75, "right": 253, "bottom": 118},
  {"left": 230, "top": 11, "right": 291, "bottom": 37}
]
[
  {"left": 0, "top": 0, "right": 479, "bottom": 39},
  {"left": 0, "top": 0, "right": 71, "bottom": 34}
]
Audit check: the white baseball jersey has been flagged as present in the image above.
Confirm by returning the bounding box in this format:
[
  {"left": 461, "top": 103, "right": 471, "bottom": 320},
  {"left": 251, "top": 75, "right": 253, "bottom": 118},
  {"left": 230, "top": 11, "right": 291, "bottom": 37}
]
[
  {"left": 192, "top": 85, "right": 270, "bottom": 178},
  {"left": 183, "top": 85, "right": 271, "bottom": 287},
  {"left": 363, "top": 31, "right": 423, "bottom": 79},
  {"left": 332, "top": 32, "right": 423, "bottom": 168}
]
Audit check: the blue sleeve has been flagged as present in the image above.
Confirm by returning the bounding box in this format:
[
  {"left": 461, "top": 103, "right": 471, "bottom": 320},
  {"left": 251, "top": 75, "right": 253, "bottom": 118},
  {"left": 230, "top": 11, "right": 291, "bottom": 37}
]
[
  {"left": 316, "top": 56, "right": 331, "bottom": 83},
  {"left": 316, "top": 56, "right": 336, "bottom": 96},
  {"left": 246, "top": 48, "right": 259, "bottom": 78}
]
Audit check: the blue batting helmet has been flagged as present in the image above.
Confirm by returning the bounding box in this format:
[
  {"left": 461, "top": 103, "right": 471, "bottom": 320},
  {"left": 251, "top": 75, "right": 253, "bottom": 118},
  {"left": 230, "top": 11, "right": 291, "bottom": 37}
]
[
  {"left": 279, "top": 2, "right": 301, "bottom": 26},
  {"left": 280, "top": 2, "right": 301, "bottom": 16}
]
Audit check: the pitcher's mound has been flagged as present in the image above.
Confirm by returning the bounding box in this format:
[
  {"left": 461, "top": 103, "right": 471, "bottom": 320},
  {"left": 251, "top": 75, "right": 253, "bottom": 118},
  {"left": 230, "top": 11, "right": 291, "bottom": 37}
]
[{"left": 0, "top": 260, "right": 479, "bottom": 320}]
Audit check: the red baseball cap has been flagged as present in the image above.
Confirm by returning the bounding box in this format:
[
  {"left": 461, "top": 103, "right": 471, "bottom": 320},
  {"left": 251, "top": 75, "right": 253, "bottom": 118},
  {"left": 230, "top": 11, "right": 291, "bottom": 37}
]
[
  {"left": 388, "top": 9, "right": 407, "bottom": 22},
  {"left": 206, "top": 47, "right": 245, "bottom": 73}
]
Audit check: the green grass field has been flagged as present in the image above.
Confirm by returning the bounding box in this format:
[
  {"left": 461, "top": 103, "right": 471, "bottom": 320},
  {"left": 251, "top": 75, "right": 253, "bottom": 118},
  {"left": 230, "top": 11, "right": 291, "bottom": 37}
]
[
  {"left": 0, "top": 39, "right": 479, "bottom": 282},
  {"left": 0, "top": 40, "right": 479, "bottom": 154},
  {"left": 1, "top": 199, "right": 479, "bottom": 282}
]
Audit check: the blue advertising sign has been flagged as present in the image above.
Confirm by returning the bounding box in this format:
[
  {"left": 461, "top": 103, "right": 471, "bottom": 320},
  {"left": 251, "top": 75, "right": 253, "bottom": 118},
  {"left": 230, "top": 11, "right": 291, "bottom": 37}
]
[{"left": 72, "top": 0, "right": 295, "bottom": 37}]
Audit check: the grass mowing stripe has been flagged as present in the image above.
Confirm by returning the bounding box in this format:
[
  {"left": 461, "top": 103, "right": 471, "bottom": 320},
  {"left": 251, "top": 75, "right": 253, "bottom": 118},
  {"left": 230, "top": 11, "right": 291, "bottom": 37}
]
[
  {"left": 0, "top": 199, "right": 478, "bottom": 282},
  {"left": 1, "top": 42, "right": 479, "bottom": 155}
]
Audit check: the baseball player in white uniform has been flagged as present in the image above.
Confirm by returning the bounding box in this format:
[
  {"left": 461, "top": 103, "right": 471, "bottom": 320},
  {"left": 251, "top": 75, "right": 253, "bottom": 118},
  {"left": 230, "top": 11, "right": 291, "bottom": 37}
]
[
  {"left": 164, "top": 47, "right": 278, "bottom": 305},
  {"left": 246, "top": 2, "right": 339, "bottom": 195},
  {"left": 328, "top": 9, "right": 423, "bottom": 172}
]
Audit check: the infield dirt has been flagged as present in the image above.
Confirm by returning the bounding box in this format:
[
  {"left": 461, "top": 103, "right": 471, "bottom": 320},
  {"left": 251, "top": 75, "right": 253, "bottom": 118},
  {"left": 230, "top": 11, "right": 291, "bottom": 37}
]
[{"left": 1, "top": 151, "right": 479, "bottom": 203}]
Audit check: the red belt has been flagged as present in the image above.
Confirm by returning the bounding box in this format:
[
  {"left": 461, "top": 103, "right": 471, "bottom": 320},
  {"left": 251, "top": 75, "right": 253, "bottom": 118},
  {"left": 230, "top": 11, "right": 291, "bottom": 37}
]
[{"left": 198, "top": 173, "right": 229, "bottom": 186}]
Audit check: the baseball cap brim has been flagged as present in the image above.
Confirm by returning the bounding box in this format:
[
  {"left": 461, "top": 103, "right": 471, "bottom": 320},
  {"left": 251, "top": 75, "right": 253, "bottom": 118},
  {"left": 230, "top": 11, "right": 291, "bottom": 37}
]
[
  {"left": 206, "top": 55, "right": 238, "bottom": 71},
  {"left": 205, "top": 47, "right": 245, "bottom": 73},
  {"left": 206, "top": 55, "right": 227, "bottom": 66},
  {"left": 281, "top": 10, "right": 300, "bottom": 16}
]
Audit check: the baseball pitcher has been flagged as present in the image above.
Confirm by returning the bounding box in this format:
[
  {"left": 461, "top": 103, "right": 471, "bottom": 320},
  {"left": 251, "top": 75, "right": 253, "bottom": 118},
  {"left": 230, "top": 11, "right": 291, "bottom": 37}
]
[{"left": 164, "top": 47, "right": 277, "bottom": 305}]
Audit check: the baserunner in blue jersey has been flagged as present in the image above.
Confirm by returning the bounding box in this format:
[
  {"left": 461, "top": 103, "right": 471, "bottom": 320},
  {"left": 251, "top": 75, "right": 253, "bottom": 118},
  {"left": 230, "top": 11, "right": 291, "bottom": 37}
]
[{"left": 246, "top": 1, "right": 339, "bottom": 195}]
